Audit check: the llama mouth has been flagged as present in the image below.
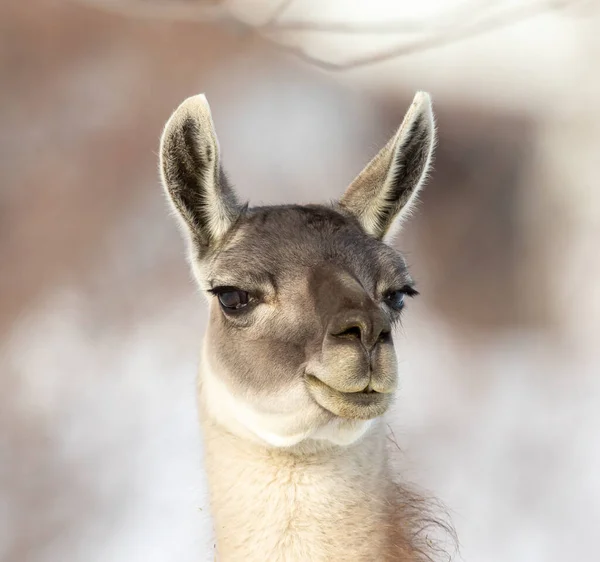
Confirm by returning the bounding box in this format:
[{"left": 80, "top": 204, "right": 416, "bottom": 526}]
[{"left": 304, "top": 374, "right": 392, "bottom": 420}]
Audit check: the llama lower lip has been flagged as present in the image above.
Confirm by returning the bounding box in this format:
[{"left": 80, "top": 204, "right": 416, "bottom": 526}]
[{"left": 304, "top": 374, "right": 392, "bottom": 420}]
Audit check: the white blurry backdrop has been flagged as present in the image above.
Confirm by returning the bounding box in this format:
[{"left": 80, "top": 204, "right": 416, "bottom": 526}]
[{"left": 1, "top": 1, "right": 599, "bottom": 561}]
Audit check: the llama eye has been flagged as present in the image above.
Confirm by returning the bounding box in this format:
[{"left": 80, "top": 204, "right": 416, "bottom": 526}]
[
  {"left": 384, "top": 290, "right": 406, "bottom": 311},
  {"left": 213, "top": 288, "right": 249, "bottom": 311}
]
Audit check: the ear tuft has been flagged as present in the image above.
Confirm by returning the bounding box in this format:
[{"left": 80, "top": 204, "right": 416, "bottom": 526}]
[
  {"left": 339, "top": 91, "right": 436, "bottom": 242},
  {"left": 159, "top": 94, "right": 241, "bottom": 254}
]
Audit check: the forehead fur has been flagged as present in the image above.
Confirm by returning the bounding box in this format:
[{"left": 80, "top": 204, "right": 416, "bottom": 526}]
[{"left": 205, "top": 205, "right": 413, "bottom": 290}]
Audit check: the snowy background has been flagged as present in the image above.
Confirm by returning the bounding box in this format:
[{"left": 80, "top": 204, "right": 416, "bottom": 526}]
[{"left": 2, "top": 1, "right": 600, "bottom": 561}]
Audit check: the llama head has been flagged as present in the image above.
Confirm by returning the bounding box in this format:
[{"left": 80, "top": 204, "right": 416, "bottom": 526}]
[{"left": 159, "top": 92, "right": 435, "bottom": 447}]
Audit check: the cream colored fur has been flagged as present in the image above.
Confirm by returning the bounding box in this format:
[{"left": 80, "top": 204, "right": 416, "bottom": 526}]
[
  {"left": 199, "top": 325, "right": 416, "bottom": 561},
  {"left": 199, "top": 373, "right": 407, "bottom": 562},
  {"left": 200, "top": 331, "right": 374, "bottom": 449}
]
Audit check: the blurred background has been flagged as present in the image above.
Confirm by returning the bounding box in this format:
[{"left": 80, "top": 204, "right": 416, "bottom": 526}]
[{"left": 1, "top": 0, "right": 599, "bottom": 561}]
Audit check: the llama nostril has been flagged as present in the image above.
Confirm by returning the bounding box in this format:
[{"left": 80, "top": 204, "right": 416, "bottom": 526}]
[
  {"left": 378, "top": 330, "right": 392, "bottom": 344},
  {"left": 333, "top": 325, "right": 363, "bottom": 340},
  {"left": 329, "top": 309, "right": 391, "bottom": 351}
]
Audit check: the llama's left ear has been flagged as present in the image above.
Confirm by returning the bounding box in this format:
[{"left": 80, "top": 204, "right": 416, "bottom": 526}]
[{"left": 339, "top": 91, "right": 436, "bottom": 241}]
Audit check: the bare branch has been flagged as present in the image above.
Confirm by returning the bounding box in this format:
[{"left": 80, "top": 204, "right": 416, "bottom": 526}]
[
  {"left": 265, "top": 19, "right": 451, "bottom": 34},
  {"left": 266, "top": 0, "right": 579, "bottom": 71},
  {"left": 68, "top": 0, "right": 580, "bottom": 72},
  {"left": 262, "top": 0, "right": 296, "bottom": 27},
  {"left": 71, "top": 0, "right": 230, "bottom": 22},
  {"left": 262, "top": 0, "right": 488, "bottom": 34}
]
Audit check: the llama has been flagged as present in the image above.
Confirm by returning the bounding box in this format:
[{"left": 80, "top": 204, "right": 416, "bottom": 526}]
[{"left": 159, "top": 91, "right": 452, "bottom": 561}]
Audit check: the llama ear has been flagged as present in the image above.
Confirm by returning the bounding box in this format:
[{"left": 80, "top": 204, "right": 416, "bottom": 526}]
[
  {"left": 159, "top": 94, "right": 242, "bottom": 254},
  {"left": 339, "top": 91, "right": 436, "bottom": 241}
]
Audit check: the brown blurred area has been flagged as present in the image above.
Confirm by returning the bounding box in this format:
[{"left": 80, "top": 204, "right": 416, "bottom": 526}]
[{"left": 1, "top": 1, "right": 599, "bottom": 561}]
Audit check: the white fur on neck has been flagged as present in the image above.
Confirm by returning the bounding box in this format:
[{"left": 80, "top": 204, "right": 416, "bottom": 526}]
[{"left": 200, "top": 351, "right": 374, "bottom": 448}]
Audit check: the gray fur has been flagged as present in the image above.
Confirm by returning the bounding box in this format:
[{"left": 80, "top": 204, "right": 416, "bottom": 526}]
[{"left": 202, "top": 204, "right": 412, "bottom": 412}]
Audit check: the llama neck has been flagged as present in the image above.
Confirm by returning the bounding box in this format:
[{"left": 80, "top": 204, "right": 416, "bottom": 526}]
[{"left": 199, "top": 395, "right": 421, "bottom": 561}]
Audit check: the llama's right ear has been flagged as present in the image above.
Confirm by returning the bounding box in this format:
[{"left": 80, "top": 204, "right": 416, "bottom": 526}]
[{"left": 159, "top": 94, "right": 242, "bottom": 254}]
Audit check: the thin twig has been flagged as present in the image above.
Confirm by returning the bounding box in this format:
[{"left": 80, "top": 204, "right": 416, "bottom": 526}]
[
  {"left": 262, "top": 0, "right": 296, "bottom": 27},
  {"left": 71, "top": 0, "right": 229, "bottom": 22},
  {"left": 266, "top": 19, "right": 457, "bottom": 34},
  {"left": 268, "top": 0, "right": 577, "bottom": 71}
]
